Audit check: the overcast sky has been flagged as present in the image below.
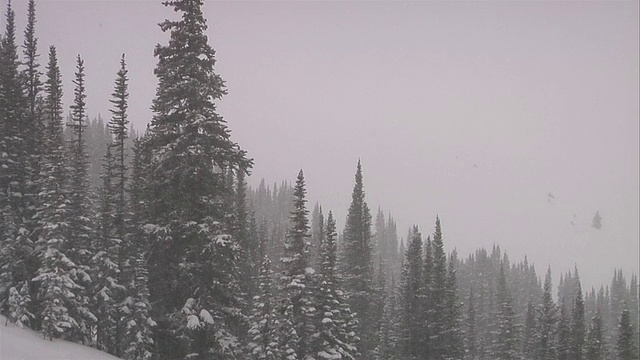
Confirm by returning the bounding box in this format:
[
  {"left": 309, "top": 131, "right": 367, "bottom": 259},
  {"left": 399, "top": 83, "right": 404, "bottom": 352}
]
[{"left": 6, "top": 0, "right": 639, "bottom": 289}]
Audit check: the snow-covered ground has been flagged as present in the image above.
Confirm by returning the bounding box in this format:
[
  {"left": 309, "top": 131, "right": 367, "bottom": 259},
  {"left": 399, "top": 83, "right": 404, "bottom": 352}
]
[{"left": 0, "top": 316, "right": 121, "bottom": 360}]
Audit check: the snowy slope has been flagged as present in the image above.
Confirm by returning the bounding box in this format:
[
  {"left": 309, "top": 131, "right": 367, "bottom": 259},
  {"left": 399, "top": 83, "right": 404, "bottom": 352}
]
[{"left": 0, "top": 316, "right": 121, "bottom": 360}]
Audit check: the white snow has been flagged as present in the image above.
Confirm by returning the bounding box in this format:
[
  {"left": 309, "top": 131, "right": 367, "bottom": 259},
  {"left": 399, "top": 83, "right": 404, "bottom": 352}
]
[{"left": 0, "top": 315, "right": 122, "bottom": 360}]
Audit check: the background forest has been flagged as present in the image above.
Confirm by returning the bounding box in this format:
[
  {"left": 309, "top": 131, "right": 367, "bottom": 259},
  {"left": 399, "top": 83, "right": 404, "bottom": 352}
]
[{"left": 0, "top": 1, "right": 638, "bottom": 360}]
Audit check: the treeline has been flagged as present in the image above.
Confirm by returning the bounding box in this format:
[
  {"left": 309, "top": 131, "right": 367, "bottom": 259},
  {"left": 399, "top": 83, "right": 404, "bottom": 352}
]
[{"left": 0, "top": 1, "right": 638, "bottom": 360}]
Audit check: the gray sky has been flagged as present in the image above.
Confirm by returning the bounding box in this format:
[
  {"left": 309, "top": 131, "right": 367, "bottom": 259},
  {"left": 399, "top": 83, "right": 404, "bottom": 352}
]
[{"left": 7, "top": 0, "right": 639, "bottom": 289}]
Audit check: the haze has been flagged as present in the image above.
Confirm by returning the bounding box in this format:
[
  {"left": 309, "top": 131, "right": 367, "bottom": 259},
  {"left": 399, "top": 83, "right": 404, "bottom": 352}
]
[{"left": 8, "top": 0, "right": 638, "bottom": 290}]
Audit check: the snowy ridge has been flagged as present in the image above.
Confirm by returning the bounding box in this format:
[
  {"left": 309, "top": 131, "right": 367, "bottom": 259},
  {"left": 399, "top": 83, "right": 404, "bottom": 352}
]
[{"left": 0, "top": 316, "right": 121, "bottom": 360}]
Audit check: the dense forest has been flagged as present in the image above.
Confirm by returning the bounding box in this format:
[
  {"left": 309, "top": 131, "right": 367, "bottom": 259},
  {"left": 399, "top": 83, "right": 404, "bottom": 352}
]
[{"left": 0, "top": 1, "right": 638, "bottom": 359}]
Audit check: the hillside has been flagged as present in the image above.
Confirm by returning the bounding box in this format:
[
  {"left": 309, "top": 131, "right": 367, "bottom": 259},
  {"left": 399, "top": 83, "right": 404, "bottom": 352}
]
[{"left": 0, "top": 316, "right": 121, "bottom": 360}]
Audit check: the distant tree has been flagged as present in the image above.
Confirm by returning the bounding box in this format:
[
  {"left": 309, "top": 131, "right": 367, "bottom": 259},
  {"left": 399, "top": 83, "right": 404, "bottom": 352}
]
[
  {"left": 493, "top": 263, "right": 520, "bottom": 360},
  {"left": 399, "top": 226, "right": 424, "bottom": 359},
  {"left": 558, "top": 301, "right": 571, "bottom": 360},
  {"left": 340, "top": 160, "right": 375, "bottom": 356},
  {"left": 522, "top": 300, "right": 537, "bottom": 358},
  {"left": 315, "top": 211, "right": 359, "bottom": 359},
  {"left": 592, "top": 211, "right": 602, "bottom": 230},
  {"left": 246, "top": 242, "right": 278, "bottom": 359},
  {"left": 570, "top": 280, "right": 586, "bottom": 360},
  {"left": 278, "top": 170, "right": 315, "bottom": 359},
  {"left": 616, "top": 308, "right": 638, "bottom": 360},
  {"left": 535, "top": 267, "right": 558, "bottom": 360},
  {"left": 585, "top": 312, "right": 605, "bottom": 360}
]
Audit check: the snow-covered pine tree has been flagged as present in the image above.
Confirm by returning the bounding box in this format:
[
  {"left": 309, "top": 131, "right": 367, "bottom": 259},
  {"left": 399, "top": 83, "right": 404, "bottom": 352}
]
[
  {"left": 315, "top": 210, "right": 359, "bottom": 360},
  {"left": 123, "top": 253, "right": 156, "bottom": 360},
  {"left": 247, "top": 234, "right": 278, "bottom": 360},
  {"left": 585, "top": 311, "right": 605, "bottom": 360},
  {"left": 429, "top": 216, "right": 450, "bottom": 360},
  {"left": 535, "top": 267, "right": 558, "bottom": 360},
  {"left": 445, "top": 251, "right": 464, "bottom": 359},
  {"left": 375, "top": 275, "right": 401, "bottom": 360},
  {"left": 32, "top": 46, "right": 77, "bottom": 341},
  {"left": 558, "top": 300, "right": 571, "bottom": 360},
  {"left": 493, "top": 262, "right": 520, "bottom": 360},
  {"left": 340, "top": 160, "right": 375, "bottom": 357},
  {"left": 569, "top": 280, "right": 586, "bottom": 360},
  {"left": 616, "top": 307, "right": 638, "bottom": 360},
  {"left": 0, "top": 0, "right": 31, "bottom": 319},
  {"left": 522, "top": 300, "right": 537, "bottom": 358},
  {"left": 278, "top": 170, "right": 315, "bottom": 359},
  {"left": 140, "top": 0, "right": 252, "bottom": 357},
  {"left": 466, "top": 288, "right": 479, "bottom": 359},
  {"left": 400, "top": 225, "right": 424, "bottom": 360},
  {"left": 92, "top": 145, "right": 122, "bottom": 353},
  {"left": 65, "top": 54, "right": 97, "bottom": 344}
]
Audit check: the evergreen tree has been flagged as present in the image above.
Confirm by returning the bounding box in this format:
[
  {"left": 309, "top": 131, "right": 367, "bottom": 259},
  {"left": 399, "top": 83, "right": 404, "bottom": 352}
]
[
  {"left": 466, "top": 288, "right": 479, "bottom": 359},
  {"left": 585, "top": 312, "right": 605, "bottom": 360},
  {"left": 142, "top": 0, "right": 251, "bottom": 357},
  {"left": 535, "top": 267, "right": 558, "bottom": 360},
  {"left": 278, "top": 170, "right": 315, "bottom": 359},
  {"left": 123, "top": 253, "right": 156, "bottom": 360},
  {"left": 399, "top": 226, "right": 424, "bottom": 359},
  {"left": 31, "top": 46, "right": 77, "bottom": 341},
  {"left": 616, "top": 308, "right": 638, "bottom": 360},
  {"left": 558, "top": 301, "right": 571, "bottom": 360},
  {"left": 445, "top": 251, "right": 465, "bottom": 360},
  {"left": 0, "top": 0, "right": 30, "bottom": 319},
  {"left": 247, "top": 243, "right": 278, "bottom": 359},
  {"left": 493, "top": 263, "right": 520, "bottom": 360},
  {"left": 570, "top": 280, "right": 586, "bottom": 360},
  {"left": 65, "top": 54, "right": 96, "bottom": 344},
  {"left": 430, "top": 216, "right": 450, "bottom": 360},
  {"left": 340, "top": 160, "right": 375, "bottom": 356},
  {"left": 315, "top": 211, "right": 359, "bottom": 359},
  {"left": 522, "top": 300, "right": 537, "bottom": 358}
]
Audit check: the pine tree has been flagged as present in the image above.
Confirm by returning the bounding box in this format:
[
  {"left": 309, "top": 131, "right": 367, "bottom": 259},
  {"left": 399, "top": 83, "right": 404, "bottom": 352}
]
[
  {"left": 570, "top": 280, "right": 586, "bottom": 360},
  {"left": 430, "top": 216, "right": 450, "bottom": 360},
  {"left": 123, "top": 253, "right": 156, "bottom": 360},
  {"left": 375, "top": 277, "right": 401, "bottom": 360},
  {"left": 522, "top": 300, "right": 537, "bottom": 358},
  {"left": 616, "top": 307, "right": 638, "bottom": 360},
  {"left": 493, "top": 263, "right": 520, "bottom": 360},
  {"left": 32, "top": 46, "right": 76, "bottom": 341},
  {"left": 535, "top": 267, "right": 558, "bottom": 360},
  {"left": 466, "top": 288, "right": 479, "bottom": 359},
  {"left": 65, "top": 54, "right": 96, "bottom": 344},
  {"left": 341, "top": 160, "right": 375, "bottom": 356},
  {"left": 0, "top": 0, "right": 31, "bottom": 319},
  {"left": 142, "top": 0, "right": 251, "bottom": 357},
  {"left": 444, "top": 251, "right": 464, "bottom": 360},
  {"left": 247, "top": 240, "right": 278, "bottom": 360},
  {"left": 585, "top": 312, "right": 605, "bottom": 360},
  {"left": 399, "top": 226, "right": 423, "bottom": 359},
  {"left": 558, "top": 301, "right": 571, "bottom": 360},
  {"left": 278, "top": 170, "right": 315, "bottom": 359},
  {"left": 315, "top": 211, "right": 359, "bottom": 360}
]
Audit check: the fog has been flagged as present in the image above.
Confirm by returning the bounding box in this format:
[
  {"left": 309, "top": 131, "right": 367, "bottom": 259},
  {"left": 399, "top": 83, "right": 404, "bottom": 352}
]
[{"left": 10, "top": 0, "right": 638, "bottom": 290}]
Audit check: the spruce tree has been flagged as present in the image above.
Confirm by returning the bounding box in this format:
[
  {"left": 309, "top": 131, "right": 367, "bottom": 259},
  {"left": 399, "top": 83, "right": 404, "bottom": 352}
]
[
  {"left": 570, "top": 280, "right": 586, "bottom": 360},
  {"left": 616, "top": 308, "right": 638, "bottom": 360},
  {"left": 535, "top": 267, "right": 558, "bottom": 360},
  {"left": 315, "top": 211, "right": 359, "bottom": 359},
  {"left": 558, "top": 301, "right": 572, "bottom": 360},
  {"left": 341, "top": 160, "right": 375, "bottom": 356},
  {"left": 430, "top": 216, "right": 450, "bottom": 360},
  {"left": 66, "top": 54, "right": 96, "bottom": 344},
  {"left": 466, "top": 288, "right": 479, "bottom": 359},
  {"left": 444, "top": 251, "right": 464, "bottom": 359},
  {"left": 494, "top": 263, "right": 520, "bottom": 360},
  {"left": 0, "top": 0, "right": 30, "bottom": 318},
  {"left": 278, "top": 170, "right": 315, "bottom": 359},
  {"left": 585, "top": 312, "right": 605, "bottom": 360},
  {"left": 399, "top": 226, "right": 424, "bottom": 359},
  {"left": 123, "top": 253, "right": 156, "bottom": 360},
  {"left": 247, "top": 241, "right": 278, "bottom": 359},
  {"left": 142, "top": 0, "right": 251, "bottom": 357}
]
